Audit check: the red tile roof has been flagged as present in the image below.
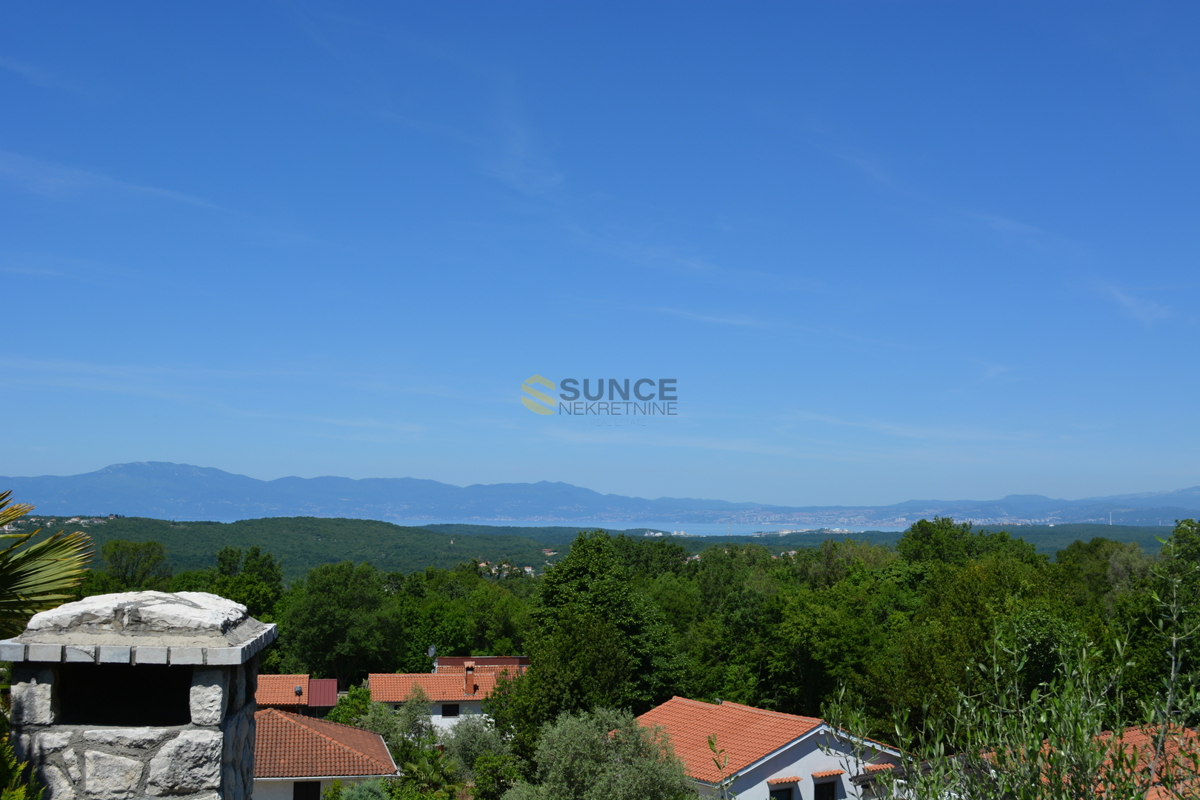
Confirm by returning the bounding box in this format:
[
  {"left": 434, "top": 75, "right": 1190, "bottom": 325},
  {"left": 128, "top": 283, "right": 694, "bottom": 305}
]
[
  {"left": 254, "top": 709, "right": 398, "bottom": 779},
  {"left": 369, "top": 672, "right": 498, "bottom": 704},
  {"left": 767, "top": 776, "right": 802, "bottom": 785},
  {"left": 1100, "top": 725, "right": 1200, "bottom": 799},
  {"left": 308, "top": 678, "right": 338, "bottom": 708},
  {"left": 256, "top": 675, "right": 309, "bottom": 707},
  {"left": 812, "top": 769, "right": 845, "bottom": 778},
  {"left": 855, "top": 726, "right": 1197, "bottom": 797},
  {"left": 435, "top": 656, "right": 529, "bottom": 676},
  {"left": 636, "top": 697, "right": 824, "bottom": 784}
]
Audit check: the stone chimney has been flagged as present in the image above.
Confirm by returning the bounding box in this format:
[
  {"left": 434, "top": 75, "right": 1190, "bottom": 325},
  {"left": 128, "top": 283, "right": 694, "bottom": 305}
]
[
  {"left": 463, "top": 661, "right": 476, "bottom": 696},
  {"left": 1, "top": 591, "right": 277, "bottom": 800}
]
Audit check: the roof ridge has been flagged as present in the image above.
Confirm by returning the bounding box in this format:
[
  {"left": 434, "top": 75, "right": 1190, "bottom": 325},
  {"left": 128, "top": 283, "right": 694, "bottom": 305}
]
[
  {"left": 262, "top": 709, "right": 395, "bottom": 773},
  {"left": 667, "top": 695, "right": 825, "bottom": 729},
  {"left": 718, "top": 700, "right": 823, "bottom": 724},
  {"left": 372, "top": 671, "right": 497, "bottom": 678},
  {"left": 259, "top": 707, "right": 363, "bottom": 733},
  {"left": 369, "top": 672, "right": 496, "bottom": 699}
]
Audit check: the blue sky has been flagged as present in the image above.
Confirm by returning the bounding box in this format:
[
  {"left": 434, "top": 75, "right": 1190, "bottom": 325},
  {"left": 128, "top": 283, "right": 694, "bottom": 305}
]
[{"left": 2, "top": 2, "right": 1198, "bottom": 506}]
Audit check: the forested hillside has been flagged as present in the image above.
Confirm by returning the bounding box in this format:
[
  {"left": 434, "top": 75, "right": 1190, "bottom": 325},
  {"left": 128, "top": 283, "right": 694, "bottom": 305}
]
[
  {"left": 17, "top": 516, "right": 566, "bottom": 581},
  {"left": 73, "top": 517, "right": 1197, "bottom": 748},
  {"left": 16, "top": 514, "right": 1172, "bottom": 581}
]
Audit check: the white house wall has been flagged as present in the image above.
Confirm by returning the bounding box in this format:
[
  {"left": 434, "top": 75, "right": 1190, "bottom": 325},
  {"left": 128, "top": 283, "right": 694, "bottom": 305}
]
[
  {"left": 726, "top": 731, "right": 899, "bottom": 800},
  {"left": 253, "top": 776, "right": 375, "bottom": 800},
  {"left": 390, "top": 702, "right": 486, "bottom": 733}
]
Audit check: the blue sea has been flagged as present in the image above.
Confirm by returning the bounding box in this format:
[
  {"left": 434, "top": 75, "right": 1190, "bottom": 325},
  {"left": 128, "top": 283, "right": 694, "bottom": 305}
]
[{"left": 393, "top": 519, "right": 901, "bottom": 536}]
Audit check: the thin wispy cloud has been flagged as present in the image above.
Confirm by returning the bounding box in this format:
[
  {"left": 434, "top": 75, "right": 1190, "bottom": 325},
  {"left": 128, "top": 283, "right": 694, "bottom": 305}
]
[
  {"left": 542, "top": 425, "right": 807, "bottom": 460},
  {"left": 0, "top": 150, "right": 221, "bottom": 210},
  {"left": 968, "top": 359, "right": 1016, "bottom": 384},
  {"left": 567, "top": 225, "right": 824, "bottom": 294},
  {"left": 601, "top": 238, "right": 720, "bottom": 275},
  {"left": 537, "top": 424, "right": 946, "bottom": 468},
  {"left": 1, "top": 358, "right": 427, "bottom": 437},
  {"left": 0, "top": 357, "right": 296, "bottom": 380},
  {"left": 649, "top": 307, "right": 769, "bottom": 328},
  {"left": 0, "top": 56, "right": 95, "bottom": 96},
  {"left": 313, "top": 14, "right": 563, "bottom": 202},
  {"left": 0, "top": 357, "right": 459, "bottom": 404},
  {"left": 794, "top": 116, "right": 1086, "bottom": 261},
  {"left": 974, "top": 213, "right": 1041, "bottom": 235},
  {"left": 793, "top": 115, "right": 894, "bottom": 186},
  {"left": 0, "top": 265, "right": 61, "bottom": 277},
  {"left": 0, "top": 252, "right": 138, "bottom": 284},
  {"left": 301, "top": 415, "right": 424, "bottom": 434},
  {"left": 485, "top": 83, "right": 564, "bottom": 198},
  {"left": 274, "top": 1, "right": 343, "bottom": 56},
  {"left": 789, "top": 410, "right": 1030, "bottom": 443},
  {"left": 835, "top": 151, "right": 893, "bottom": 185},
  {"left": 1100, "top": 284, "right": 1172, "bottom": 324}
]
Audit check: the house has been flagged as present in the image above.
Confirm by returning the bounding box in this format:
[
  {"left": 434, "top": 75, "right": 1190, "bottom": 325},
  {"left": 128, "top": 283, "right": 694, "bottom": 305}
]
[
  {"left": 253, "top": 708, "right": 398, "bottom": 800},
  {"left": 637, "top": 697, "right": 900, "bottom": 800},
  {"left": 256, "top": 674, "right": 339, "bottom": 716},
  {"left": 368, "top": 657, "right": 527, "bottom": 731},
  {"left": 432, "top": 655, "right": 529, "bottom": 676},
  {"left": 369, "top": 662, "right": 497, "bottom": 732},
  {"left": 1106, "top": 724, "right": 1200, "bottom": 799},
  {"left": 849, "top": 724, "right": 1200, "bottom": 799}
]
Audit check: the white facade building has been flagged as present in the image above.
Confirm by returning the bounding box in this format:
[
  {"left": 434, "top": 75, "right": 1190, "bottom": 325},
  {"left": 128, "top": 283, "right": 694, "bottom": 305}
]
[
  {"left": 252, "top": 709, "right": 398, "bottom": 800},
  {"left": 638, "top": 697, "right": 901, "bottom": 800}
]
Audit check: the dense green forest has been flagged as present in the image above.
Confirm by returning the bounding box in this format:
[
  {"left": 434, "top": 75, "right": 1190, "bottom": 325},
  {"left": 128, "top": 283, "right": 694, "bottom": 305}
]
[
  {"left": 422, "top": 524, "right": 662, "bottom": 548},
  {"left": 18, "top": 516, "right": 570, "bottom": 581},
  {"left": 17, "top": 514, "right": 1173, "bottom": 580},
  {"left": 65, "top": 516, "right": 1200, "bottom": 798},
  {"left": 75, "top": 519, "right": 1186, "bottom": 729}
]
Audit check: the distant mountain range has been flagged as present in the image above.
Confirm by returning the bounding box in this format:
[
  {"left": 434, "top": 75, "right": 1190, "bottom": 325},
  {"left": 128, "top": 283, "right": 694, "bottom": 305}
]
[{"left": 3, "top": 462, "right": 1200, "bottom": 527}]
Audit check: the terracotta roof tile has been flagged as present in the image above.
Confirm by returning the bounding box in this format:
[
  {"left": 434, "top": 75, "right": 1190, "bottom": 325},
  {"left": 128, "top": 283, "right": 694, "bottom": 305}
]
[
  {"left": 768, "top": 776, "right": 802, "bottom": 785},
  {"left": 253, "top": 709, "right": 398, "bottom": 779},
  {"left": 864, "top": 763, "right": 894, "bottom": 773},
  {"left": 636, "top": 697, "right": 824, "bottom": 784},
  {"left": 1100, "top": 725, "right": 1200, "bottom": 797},
  {"left": 256, "top": 675, "right": 309, "bottom": 707},
  {"left": 369, "top": 672, "right": 498, "bottom": 704},
  {"left": 308, "top": 678, "right": 339, "bottom": 708},
  {"left": 435, "top": 656, "right": 529, "bottom": 676},
  {"left": 438, "top": 666, "right": 521, "bottom": 677},
  {"left": 812, "top": 769, "right": 845, "bottom": 778}
]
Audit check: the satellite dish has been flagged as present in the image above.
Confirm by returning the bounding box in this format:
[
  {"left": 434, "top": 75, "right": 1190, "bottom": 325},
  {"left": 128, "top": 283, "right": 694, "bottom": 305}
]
[{"left": 427, "top": 645, "right": 437, "bottom": 658}]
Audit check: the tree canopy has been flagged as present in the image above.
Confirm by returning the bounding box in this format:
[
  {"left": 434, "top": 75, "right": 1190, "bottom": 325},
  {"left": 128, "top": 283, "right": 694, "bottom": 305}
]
[
  {"left": 502, "top": 709, "right": 693, "bottom": 800},
  {"left": 58, "top": 513, "right": 1200, "bottom": 788}
]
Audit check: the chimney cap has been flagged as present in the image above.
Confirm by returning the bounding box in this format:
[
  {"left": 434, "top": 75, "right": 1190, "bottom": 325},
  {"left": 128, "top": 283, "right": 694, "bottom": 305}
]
[{"left": 6, "top": 591, "right": 276, "bottom": 666}]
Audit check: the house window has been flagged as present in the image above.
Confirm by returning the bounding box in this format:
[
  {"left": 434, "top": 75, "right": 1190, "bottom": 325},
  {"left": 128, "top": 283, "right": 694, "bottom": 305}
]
[
  {"left": 441, "top": 703, "right": 460, "bottom": 717},
  {"left": 57, "top": 664, "right": 192, "bottom": 726},
  {"left": 814, "top": 781, "right": 837, "bottom": 800},
  {"left": 769, "top": 789, "right": 793, "bottom": 800},
  {"left": 293, "top": 782, "right": 320, "bottom": 800}
]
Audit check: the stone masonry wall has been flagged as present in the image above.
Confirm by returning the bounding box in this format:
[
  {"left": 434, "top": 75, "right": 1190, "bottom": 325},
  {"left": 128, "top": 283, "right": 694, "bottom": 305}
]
[{"left": 12, "top": 658, "right": 259, "bottom": 800}]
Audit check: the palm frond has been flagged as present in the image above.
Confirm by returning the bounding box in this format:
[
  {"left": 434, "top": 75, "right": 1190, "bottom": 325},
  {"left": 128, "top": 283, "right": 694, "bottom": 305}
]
[
  {"left": 0, "top": 493, "right": 33, "bottom": 531},
  {"left": 0, "top": 491, "right": 94, "bottom": 638}
]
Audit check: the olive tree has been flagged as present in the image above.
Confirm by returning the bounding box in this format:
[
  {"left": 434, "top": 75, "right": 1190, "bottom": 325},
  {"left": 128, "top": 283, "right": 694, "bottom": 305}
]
[{"left": 502, "top": 708, "right": 695, "bottom": 800}]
